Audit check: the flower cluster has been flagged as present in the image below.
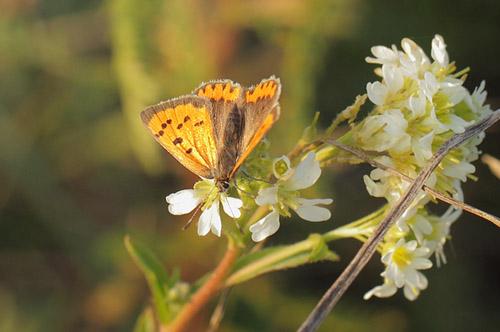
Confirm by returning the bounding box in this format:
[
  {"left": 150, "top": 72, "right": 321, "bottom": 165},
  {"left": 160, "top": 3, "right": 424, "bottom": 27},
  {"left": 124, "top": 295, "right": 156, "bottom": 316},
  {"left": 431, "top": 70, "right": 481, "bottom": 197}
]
[{"left": 358, "top": 35, "right": 493, "bottom": 300}]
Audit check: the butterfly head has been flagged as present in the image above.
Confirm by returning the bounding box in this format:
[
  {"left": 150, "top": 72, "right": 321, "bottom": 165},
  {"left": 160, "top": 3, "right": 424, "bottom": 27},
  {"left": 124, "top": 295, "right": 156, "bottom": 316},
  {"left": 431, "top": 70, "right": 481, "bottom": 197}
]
[{"left": 216, "top": 178, "right": 231, "bottom": 193}]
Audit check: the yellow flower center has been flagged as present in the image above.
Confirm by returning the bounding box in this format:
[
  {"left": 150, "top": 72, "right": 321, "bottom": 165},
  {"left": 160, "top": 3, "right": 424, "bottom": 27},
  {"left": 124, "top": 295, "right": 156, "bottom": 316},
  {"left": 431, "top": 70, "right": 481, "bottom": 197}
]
[
  {"left": 392, "top": 246, "right": 413, "bottom": 269},
  {"left": 274, "top": 159, "right": 289, "bottom": 178}
]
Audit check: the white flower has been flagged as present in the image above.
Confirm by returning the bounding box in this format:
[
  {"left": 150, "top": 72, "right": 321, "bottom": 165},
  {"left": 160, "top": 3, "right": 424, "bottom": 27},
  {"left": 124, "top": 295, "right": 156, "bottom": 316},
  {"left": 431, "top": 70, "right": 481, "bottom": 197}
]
[
  {"left": 358, "top": 109, "right": 411, "bottom": 153},
  {"left": 365, "top": 238, "right": 432, "bottom": 301},
  {"left": 166, "top": 178, "right": 243, "bottom": 237},
  {"left": 423, "top": 183, "right": 463, "bottom": 266},
  {"left": 366, "top": 65, "right": 403, "bottom": 106},
  {"left": 363, "top": 156, "right": 436, "bottom": 207},
  {"left": 431, "top": 34, "right": 449, "bottom": 67},
  {"left": 272, "top": 155, "right": 292, "bottom": 179},
  {"left": 405, "top": 210, "right": 433, "bottom": 244},
  {"left": 399, "top": 37, "right": 430, "bottom": 78},
  {"left": 411, "top": 131, "right": 434, "bottom": 167},
  {"left": 465, "top": 81, "right": 489, "bottom": 114},
  {"left": 250, "top": 152, "right": 333, "bottom": 241},
  {"left": 440, "top": 157, "right": 476, "bottom": 182}
]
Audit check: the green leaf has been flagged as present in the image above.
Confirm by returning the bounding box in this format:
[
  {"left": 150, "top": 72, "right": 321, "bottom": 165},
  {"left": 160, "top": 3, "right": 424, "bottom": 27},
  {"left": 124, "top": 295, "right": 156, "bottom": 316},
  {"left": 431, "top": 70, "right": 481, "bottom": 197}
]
[
  {"left": 307, "top": 233, "right": 330, "bottom": 262},
  {"left": 125, "top": 235, "right": 171, "bottom": 323},
  {"left": 133, "top": 307, "right": 156, "bottom": 332},
  {"left": 225, "top": 235, "right": 339, "bottom": 286}
]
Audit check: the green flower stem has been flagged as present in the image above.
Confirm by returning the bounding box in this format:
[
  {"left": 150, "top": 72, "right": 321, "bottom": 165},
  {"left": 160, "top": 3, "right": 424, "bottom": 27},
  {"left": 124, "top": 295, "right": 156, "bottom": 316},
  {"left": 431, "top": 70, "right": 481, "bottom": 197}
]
[
  {"left": 322, "top": 205, "right": 387, "bottom": 242},
  {"left": 225, "top": 235, "right": 328, "bottom": 286}
]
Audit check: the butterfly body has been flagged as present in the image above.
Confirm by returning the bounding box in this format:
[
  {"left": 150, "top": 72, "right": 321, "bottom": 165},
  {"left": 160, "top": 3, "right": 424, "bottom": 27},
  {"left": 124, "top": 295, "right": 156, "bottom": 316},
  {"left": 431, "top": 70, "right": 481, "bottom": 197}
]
[{"left": 141, "top": 77, "right": 281, "bottom": 192}]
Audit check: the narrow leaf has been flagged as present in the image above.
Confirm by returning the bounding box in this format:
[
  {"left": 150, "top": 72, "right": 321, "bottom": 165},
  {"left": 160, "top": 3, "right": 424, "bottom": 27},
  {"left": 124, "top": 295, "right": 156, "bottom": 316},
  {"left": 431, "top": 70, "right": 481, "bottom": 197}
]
[
  {"left": 133, "top": 307, "right": 156, "bottom": 332},
  {"left": 225, "top": 236, "right": 339, "bottom": 286},
  {"left": 125, "top": 235, "right": 171, "bottom": 323}
]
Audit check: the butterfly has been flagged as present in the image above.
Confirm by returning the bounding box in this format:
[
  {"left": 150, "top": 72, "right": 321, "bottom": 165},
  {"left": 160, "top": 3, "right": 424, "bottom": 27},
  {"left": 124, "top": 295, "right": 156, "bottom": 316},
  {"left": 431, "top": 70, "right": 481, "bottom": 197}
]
[{"left": 140, "top": 76, "right": 281, "bottom": 192}]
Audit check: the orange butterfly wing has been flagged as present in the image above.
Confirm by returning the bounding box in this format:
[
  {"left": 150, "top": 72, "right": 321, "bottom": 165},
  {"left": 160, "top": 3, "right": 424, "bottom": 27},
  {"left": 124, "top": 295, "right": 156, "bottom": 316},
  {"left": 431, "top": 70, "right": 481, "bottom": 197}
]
[{"left": 140, "top": 96, "right": 218, "bottom": 179}]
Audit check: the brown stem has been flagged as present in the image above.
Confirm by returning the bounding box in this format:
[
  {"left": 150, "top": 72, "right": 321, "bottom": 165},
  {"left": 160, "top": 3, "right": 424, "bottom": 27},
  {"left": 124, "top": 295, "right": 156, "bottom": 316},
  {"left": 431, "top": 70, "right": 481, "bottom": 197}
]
[{"left": 164, "top": 243, "right": 238, "bottom": 332}]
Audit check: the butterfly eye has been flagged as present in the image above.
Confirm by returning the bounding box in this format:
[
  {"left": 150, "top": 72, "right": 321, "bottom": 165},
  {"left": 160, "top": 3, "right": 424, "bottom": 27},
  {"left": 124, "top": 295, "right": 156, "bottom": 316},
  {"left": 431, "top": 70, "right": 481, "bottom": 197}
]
[{"left": 218, "top": 180, "right": 230, "bottom": 192}]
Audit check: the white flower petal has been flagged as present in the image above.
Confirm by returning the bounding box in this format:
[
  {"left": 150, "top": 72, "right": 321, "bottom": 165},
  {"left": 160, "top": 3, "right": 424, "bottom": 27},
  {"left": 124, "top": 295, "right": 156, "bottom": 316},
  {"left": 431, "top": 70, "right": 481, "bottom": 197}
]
[
  {"left": 366, "top": 45, "right": 400, "bottom": 65},
  {"left": 221, "top": 195, "right": 243, "bottom": 218},
  {"left": 380, "top": 109, "right": 408, "bottom": 136},
  {"left": 249, "top": 209, "right": 281, "bottom": 242},
  {"left": 363, "top": 174, "right": 387, "bottom": 198},
  {"left": 286, "top": 152, "right": 321, "bottom": 190},
  {"left": 431, "top": 34, "right": 448, "bottom": 67},
  {"left": 383, "top": 64, "right": 404, "bottom": 93},
  {"left": 401, "top": 38, "right": 430, "bottom": 67},
  {"left": 412, "top": 257, "right": 433, "bottom": 270},
  {"left": 403, "top": 284, "right": 419, "bottom": 301},
  {"left": 255, "top": 186, "right": 279, "bottom": 206},
  {"left": 364, "top": 281, "right": 397, "bottom": 300},
  {"left": 197, "top": 201, "right": 221, "bottom": 237},
  {"left": 408, "top": 92, "right": 427, "bottom": 118},
  {"left": 412, "top": 131, "right": 434, "bottom": 166},
  {"left": 416, "top": 271, "right": 429, "bottom": 289},
  {"left": 419, "top": 72, "right": 439, "bottom": 100},
  {"left": 166, "top": 189, "right": 202, "bottom": 215},
  {"left": 403, "top": 267, "right": 419, "bottom": 286},
  {"left": 404, "top": 240, "right": 417, "bottom": 252},
  {"left": 381, "top": 251, "right": 392, "bottom": 265},
  {"left": 293, "top": 198, "right": 333, "bottom": 222},
  {"left": 367, "top": 81, "right": 388, "bottom": 106}
]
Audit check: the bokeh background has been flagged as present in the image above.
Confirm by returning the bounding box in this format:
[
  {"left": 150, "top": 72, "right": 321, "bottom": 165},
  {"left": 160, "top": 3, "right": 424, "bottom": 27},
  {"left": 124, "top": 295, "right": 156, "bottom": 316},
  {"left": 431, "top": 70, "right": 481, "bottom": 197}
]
[{"left": 1, "top": 0, "right": 500, "bottom": 331}]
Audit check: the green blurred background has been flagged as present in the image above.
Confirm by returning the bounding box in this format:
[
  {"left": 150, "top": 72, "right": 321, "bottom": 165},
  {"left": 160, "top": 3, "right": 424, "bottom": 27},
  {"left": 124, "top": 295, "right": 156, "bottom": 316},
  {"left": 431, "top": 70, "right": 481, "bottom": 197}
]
[{"left": 1, "top": 0, "right": 500, "bottom": 331}]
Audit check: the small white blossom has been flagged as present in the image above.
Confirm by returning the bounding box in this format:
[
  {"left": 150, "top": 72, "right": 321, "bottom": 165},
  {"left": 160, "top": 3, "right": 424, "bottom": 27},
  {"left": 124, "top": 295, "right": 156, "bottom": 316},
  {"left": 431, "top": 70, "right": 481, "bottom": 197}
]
[
  {"left": 250, "top": 152, "right": 332, "bottom": 241},
  {"left": 365, "top": 238, "right": 432, "bottom": 301},
  {"left": 465, "top": 81, "right": 490, "bottom": 114},
  {"left": 431, "top": 34, "right": 449, "bottom": 67},
  {"left": 166, "top": 178, "right": 243, "bottom": 237},
  {"left": 423, "top": 184, "right": 463, "bottom": 266}
]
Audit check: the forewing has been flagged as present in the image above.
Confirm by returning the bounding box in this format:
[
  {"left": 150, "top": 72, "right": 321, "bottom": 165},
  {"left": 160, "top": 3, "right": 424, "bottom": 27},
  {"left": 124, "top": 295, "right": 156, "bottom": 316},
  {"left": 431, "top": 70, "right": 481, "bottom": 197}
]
[
  {"left": 140, "top": 96, "right": 217, "bottom": 178},
  {"left": 230, "top": 76, "right": 281, "bottom": 176}
]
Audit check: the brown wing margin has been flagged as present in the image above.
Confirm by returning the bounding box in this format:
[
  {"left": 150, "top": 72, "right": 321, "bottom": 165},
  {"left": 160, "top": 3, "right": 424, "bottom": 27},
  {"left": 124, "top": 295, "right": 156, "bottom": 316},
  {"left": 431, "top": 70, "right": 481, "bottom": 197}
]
[{"left": 229, "top": 105, "right": 280, "bottom": 178}]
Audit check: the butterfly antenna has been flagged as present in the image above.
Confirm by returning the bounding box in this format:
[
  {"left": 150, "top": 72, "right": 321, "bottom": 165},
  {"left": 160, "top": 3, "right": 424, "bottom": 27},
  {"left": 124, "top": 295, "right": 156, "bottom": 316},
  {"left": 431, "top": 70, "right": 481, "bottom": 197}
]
[
  {"left": 241, "top": 169, "right": 271, "bottom": 184},
  {"left": 233, "top": 179, "right": 255, "bottom": 198},
  {"left": 182, "top": 203, "right": 203, "bottom": 230}
]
